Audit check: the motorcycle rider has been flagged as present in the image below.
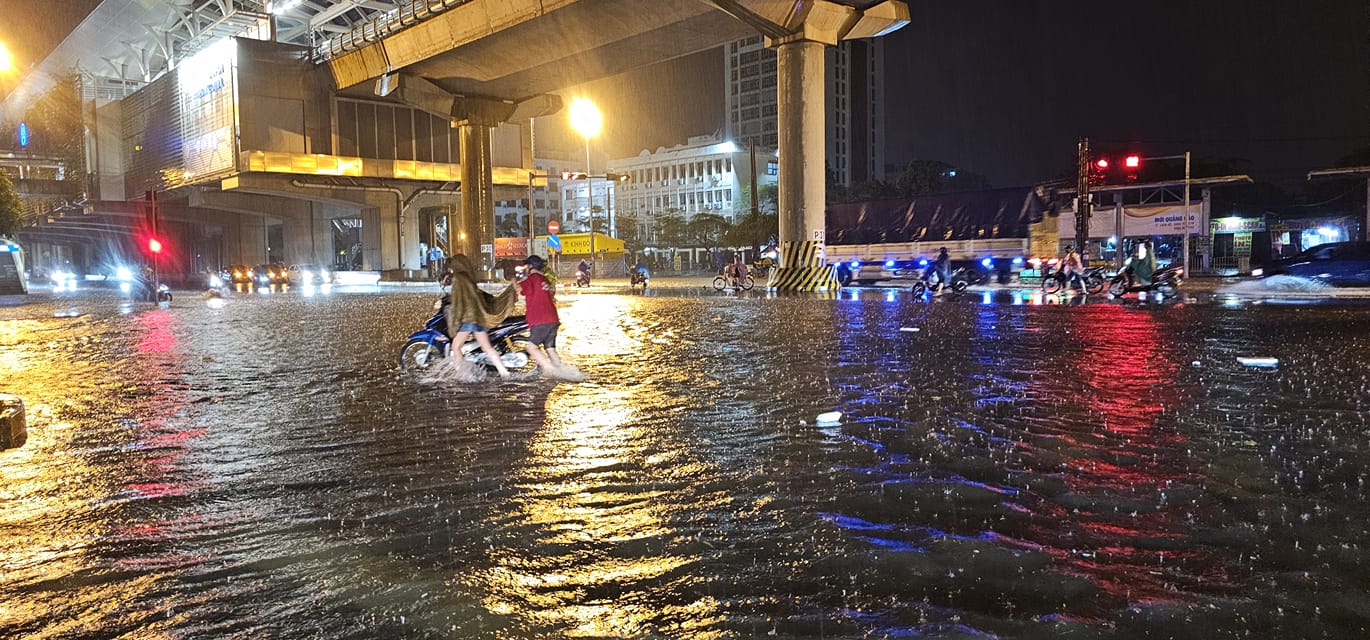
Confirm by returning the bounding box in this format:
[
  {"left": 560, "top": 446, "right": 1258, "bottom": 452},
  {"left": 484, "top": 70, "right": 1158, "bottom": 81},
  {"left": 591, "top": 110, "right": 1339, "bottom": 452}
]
[
  {"left": 1123, "top": 239, "right": 1157, "bottom": 289},
  {"left": 576, "top": 258, "right": 592, "bottom": 285},
  {"left": 632, "top": 257, "right": 650, "bottom": 284},
  {"left": 924, "top": 247, "right": 952, "bottom": 292},
  {"left": 730, "top": 252, "right": 749, "bottom": 286},
  {"left": 1060, "top": 245, "right": 1086, "bottom": 292}
]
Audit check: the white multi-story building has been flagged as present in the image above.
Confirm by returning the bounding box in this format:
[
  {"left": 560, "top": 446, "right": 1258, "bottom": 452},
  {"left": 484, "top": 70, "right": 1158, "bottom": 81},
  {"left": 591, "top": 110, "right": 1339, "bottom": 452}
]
[
  {"left": 609, "top": 134, "right": 778, "bottom": 244},
  {"left": 724, "top": 36, "right": 886, "bottom": 187}
]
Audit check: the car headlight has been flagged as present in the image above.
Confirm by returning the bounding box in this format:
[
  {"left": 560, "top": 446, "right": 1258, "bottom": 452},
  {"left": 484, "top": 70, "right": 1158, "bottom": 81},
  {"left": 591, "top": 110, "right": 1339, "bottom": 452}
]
[{"left": 301, "top": 270, "right": 312, "bottom": 280}]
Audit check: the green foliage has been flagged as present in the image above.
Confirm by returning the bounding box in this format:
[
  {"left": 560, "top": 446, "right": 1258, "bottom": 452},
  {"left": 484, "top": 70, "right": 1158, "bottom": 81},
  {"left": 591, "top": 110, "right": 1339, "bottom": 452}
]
[
  {"left": 0, "top": 172, "right": 22, "bottom": 236},
  {"left": 655, "top": 208, "right": 688, "bottom": 247},
  {"left": 14, "top": 73, "right": 86, "bottom": 183},
  {"left": 735, "top": 183, "right": 778, "bottom": 217},
  {"left": 686, "top": 213, "right": 730, "bottom": 248},
  {"left": 725, "top": 211, "right": 778, "bottom": 253}
]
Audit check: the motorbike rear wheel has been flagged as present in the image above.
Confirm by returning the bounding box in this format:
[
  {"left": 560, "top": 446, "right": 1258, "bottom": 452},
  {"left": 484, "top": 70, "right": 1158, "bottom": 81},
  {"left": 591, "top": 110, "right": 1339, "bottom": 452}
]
[
  {"left": 1085, "top": 275, "right": 1105, "bottom": 294},
  {"left": 1158, "top": 282, "right": 1180, "bottom": 297},
  {"left": 952, "top": 280, "right": 969, "bottom": 293},
  {"left": 738, "top": 275, "right": 755, "bottom": 290},
  {"left": 401, "top": 339, "right": 444, "bottom": 370}
]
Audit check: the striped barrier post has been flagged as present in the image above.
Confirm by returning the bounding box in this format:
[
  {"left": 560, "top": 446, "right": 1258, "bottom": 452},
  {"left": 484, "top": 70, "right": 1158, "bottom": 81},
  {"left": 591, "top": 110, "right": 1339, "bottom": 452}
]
[{"left": 768, "top": 240, "right": 841, "bottom": 291}]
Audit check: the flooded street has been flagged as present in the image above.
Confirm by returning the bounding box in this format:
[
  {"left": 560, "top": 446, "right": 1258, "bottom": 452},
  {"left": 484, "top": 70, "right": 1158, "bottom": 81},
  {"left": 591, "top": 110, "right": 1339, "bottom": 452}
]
[{"left": 3, "top": 287, "right": 1369, "bottom": 639}]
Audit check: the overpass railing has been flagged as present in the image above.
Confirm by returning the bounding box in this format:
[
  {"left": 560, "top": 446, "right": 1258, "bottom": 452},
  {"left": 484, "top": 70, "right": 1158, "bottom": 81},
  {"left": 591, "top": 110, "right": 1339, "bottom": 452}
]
[{"left": 312, "top": 0, "right": 476, "bottom": 62}]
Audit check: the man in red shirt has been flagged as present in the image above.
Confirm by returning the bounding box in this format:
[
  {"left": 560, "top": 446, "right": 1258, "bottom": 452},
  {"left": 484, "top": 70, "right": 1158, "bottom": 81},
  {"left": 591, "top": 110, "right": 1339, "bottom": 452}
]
[{"left": 517, "top": 255, "right": 564, "bottom": 375}]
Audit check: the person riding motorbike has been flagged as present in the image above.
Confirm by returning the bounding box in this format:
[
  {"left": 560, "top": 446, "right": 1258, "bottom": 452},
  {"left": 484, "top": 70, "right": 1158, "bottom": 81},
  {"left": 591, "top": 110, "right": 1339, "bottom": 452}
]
[
  {"left": 923, "top": 247, "right": 952, "bottom": 291},
  {"left": 1123, "top": 240, "right": 1157, "bottom": 288},
  {"left": 576, "top": 259, "right": 592, "bottom": 286},
  {"left": 1060, "top": 245, "right": 1085, "bottom": 292}
]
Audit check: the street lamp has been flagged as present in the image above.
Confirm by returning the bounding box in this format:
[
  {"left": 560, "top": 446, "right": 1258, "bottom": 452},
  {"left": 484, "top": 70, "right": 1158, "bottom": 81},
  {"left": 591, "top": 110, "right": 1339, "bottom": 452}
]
[
  {"left": 0, "top": 42, "right": 12, "bottom": 73},
  {"left": 568, "top": 98, "right": 601, "bottom": 265}
]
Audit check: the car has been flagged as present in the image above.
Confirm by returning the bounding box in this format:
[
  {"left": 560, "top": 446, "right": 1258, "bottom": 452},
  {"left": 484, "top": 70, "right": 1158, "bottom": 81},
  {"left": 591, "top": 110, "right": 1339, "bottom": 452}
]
[
  {"left": 287, "top": 264, "right": 332, "bottom": 285},
  {"left": 228, "top": 264, "right": 254, "bottom": 285},
  {"left": 1253, "top": 241, "right": 1370, "bottom": 286},
  {"left": 254, "top": 264, "right": 289, "bottom": 286}
]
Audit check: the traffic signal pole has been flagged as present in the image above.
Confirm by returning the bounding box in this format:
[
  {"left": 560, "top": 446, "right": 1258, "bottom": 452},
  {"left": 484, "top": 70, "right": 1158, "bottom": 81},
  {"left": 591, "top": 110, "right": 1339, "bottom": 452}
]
[{"left": 1075, "top": 137, "right": 1091, "bottom": 263}]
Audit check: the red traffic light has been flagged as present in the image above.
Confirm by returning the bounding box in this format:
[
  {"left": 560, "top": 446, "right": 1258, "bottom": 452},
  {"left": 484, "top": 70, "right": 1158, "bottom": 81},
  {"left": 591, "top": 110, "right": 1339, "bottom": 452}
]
[
  {"left": 1095, "top": 158, "right": 1109, "bottom": 170},
  {"left": 1124, "top": 155, "right": 1141, "bottom": 169},
  {"left": 148, "top": 238, "right": 163, "bottom": 254}
]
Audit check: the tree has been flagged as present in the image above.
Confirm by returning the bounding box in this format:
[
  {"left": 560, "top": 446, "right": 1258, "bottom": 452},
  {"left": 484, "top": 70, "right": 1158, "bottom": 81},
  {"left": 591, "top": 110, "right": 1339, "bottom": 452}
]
[
  {"left": 656, "top": 208, "right": 688, "bottom": 247},
  {"left": 687, "top": 213, "right": 730, "bottom": 249},
  {"left": 0, "top": 173, "right": 21, "bottom": 236},
  {"left": 616, "top": 211, "right": 640, "bottom": 245},
  {"left": 735, "top": 183, "right": 779, "bottom": 217},
  {"left": 725, "top": 210, "right": 779, "bottom": 254}
]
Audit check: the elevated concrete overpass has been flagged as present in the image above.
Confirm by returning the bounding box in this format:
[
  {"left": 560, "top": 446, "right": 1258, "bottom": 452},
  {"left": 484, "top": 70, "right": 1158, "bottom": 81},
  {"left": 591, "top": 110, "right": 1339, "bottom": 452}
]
[
  {"left": 5, "top": 0, "right": 907, "bottom": 287},
  {"left": 322, "top": 0, "right": 909, "bottom": 286}
]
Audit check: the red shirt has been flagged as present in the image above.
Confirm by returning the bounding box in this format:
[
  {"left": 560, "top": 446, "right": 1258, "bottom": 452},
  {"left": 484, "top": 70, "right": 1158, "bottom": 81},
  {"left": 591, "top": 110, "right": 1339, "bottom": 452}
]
[{"left": 518, "top": 272, "right": 559, "bottom": 326}]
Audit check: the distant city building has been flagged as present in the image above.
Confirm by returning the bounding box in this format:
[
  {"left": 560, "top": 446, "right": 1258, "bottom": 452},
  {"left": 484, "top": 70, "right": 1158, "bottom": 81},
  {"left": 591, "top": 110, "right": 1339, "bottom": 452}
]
[
  {"left": 609, "top": 134, "right": 778, "bottom": 245},
  {"left": 724, "top": 36, "right": 886, "bottom": 187}
]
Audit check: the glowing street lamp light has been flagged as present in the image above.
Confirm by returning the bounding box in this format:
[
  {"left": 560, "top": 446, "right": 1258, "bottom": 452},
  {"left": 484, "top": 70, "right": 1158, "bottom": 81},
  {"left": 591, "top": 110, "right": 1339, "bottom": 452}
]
[
  {"left": 568, "top": 98, "right": 602, "bottom": 262},
  {"left": 0, "top": 42, "right": 13, "bottom": 73}
]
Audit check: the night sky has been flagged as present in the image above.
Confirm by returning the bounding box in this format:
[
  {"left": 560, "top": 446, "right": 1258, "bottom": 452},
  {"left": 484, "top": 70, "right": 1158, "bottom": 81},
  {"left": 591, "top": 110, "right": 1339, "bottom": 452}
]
[{"left": 5, "top": 0, "right": 1366, "bottom": 188}]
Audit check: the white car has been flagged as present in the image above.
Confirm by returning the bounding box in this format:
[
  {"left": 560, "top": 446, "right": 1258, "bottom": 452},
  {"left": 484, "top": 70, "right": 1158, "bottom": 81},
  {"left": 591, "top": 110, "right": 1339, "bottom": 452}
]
[{"left": 287, "top": 264, "right": 332, "bottom": 285}]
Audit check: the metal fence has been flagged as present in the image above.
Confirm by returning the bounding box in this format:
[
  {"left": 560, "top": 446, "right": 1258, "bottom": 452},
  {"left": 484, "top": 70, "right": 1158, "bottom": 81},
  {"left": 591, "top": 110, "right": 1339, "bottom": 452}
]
[{"left": 312, "top": 0, "right": 476, "bottom": 61}]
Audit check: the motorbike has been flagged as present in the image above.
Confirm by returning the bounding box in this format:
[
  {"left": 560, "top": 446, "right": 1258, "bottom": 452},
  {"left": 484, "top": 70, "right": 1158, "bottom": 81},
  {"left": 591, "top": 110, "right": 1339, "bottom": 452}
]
[
  {"left": 1107, "top": 264, "right": 1183, "bottom": 297},
  {"left": 909, "top": 266, "right": 970, "bottom": 296},
  {"left": 399, "top": 298, "right": 533, "bottom": 372},
  {"left": 575, "top": 269, "right": 591, "bottom": 287},
  {"left": 1042, "top": 265, "right": 1106, "bottom": 294},
  {"left": 630, "top": 269, "right": 650, "bottom": 290}
]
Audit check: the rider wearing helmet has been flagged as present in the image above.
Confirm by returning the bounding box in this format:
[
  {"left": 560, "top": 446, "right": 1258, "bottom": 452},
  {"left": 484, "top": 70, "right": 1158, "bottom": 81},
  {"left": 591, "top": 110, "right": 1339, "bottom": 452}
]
[{"left": 924, "top": 247, "right": 952, "bottom": 291}]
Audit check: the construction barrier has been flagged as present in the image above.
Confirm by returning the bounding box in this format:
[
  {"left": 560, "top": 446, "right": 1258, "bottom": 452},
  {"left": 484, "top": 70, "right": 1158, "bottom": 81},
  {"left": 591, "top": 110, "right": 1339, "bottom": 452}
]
[{"left": 769, "top": 241, "right": 841, "bottom": 291}]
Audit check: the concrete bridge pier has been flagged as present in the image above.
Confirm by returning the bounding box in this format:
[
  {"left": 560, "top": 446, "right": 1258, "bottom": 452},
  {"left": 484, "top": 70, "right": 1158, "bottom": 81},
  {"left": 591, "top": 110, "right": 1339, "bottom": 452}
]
[
  {"left": 769, "top": 36, "right": 839, "bottom": 291},
  {"left": 456, "top": 119, "right": 496, "bottom": 272},
  {"left": 752, "top": 0, "right": 910, "bottom": 291}
]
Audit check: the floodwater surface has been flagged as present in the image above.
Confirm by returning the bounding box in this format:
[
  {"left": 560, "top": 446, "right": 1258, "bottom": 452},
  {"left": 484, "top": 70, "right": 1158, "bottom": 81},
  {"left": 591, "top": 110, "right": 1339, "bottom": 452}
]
[{"left": 2, "top": 286, "right": 1368, "bottom": 639}]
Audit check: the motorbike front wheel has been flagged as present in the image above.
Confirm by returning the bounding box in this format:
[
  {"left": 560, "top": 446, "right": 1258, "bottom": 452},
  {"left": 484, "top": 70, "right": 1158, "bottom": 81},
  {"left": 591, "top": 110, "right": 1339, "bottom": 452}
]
[
  {"left": 1042, "top": 275, "right": 1063, "bottom": 294},
  {"left": 400, "top": 340, "right": 444, "bottom": 370},
  {"left": 910, "top": 282, "right": 927, "bottom": 296},
  {"left": 1107, "top": 278, "right": 1128, "bottom": 296},
  {"left": 712, "top": 276, "right": 728, "bottom": 291},
  {"left": 952, "top": 280, "right": 969, "bottom": 293}
]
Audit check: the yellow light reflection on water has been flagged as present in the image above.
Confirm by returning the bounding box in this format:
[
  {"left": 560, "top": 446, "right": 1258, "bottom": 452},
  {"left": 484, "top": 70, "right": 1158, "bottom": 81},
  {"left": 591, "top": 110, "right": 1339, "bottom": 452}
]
[{"left": 472, "top": 295, "right": 725, "bottom": 638}]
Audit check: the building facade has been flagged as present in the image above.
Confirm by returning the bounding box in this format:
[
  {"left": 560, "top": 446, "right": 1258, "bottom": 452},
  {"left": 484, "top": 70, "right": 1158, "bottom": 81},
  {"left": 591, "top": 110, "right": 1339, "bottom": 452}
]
[
  {"left": 609, "top": 135, "right": 778, "bottom": 246},
  {"left": 724, "top": 36, "right": 886, "bottom": 188}
]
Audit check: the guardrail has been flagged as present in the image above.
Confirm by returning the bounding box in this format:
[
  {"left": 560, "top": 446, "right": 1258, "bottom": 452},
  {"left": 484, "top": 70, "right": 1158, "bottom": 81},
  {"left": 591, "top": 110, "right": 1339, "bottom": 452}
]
[{"left": 312, "top": 0, "right": 476, "bottom": 61}]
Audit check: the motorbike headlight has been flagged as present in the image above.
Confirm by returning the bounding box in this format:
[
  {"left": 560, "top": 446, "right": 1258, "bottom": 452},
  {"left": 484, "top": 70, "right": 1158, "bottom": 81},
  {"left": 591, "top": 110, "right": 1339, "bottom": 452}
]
[{"left": 1250, "top": 268, "right": 1263, "bottom": 277}]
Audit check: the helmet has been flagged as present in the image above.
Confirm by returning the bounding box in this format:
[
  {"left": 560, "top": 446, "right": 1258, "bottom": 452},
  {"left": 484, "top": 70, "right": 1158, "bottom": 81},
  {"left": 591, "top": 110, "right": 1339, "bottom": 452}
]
[{"left": 523, "top": 255, "right": 546, "bottom": 270}]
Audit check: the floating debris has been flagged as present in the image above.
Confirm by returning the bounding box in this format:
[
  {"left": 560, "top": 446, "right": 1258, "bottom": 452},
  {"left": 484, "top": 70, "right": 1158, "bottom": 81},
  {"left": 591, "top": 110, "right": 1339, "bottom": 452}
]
[
  {"left": 899, "top": 327, "right": 921, "bottom": 332},
  {"left": 816, "top": 411, "right": 843, "bottom": 425},
  {"left": 1236, "top": 357, "right": 1279, "bottom": 368}
]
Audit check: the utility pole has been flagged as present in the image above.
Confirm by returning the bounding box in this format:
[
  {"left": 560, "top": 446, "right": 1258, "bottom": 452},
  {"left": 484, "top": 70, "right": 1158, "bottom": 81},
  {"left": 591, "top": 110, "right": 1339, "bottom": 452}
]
[{"left": 1075, "top": 137, "right": 1091, "bottom": 262}]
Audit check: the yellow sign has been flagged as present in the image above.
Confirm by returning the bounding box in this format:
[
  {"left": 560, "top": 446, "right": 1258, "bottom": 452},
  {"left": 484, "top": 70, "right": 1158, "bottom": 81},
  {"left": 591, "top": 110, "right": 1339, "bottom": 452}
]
[{"left": 539, "top": 232, "right": 624, "bottom": 256}]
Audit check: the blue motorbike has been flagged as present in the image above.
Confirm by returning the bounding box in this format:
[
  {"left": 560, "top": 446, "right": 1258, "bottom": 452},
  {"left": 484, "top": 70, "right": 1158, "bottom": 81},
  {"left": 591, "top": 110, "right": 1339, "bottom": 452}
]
[{"left": 399, "top": 299, "right": 533, "bottom": 372}]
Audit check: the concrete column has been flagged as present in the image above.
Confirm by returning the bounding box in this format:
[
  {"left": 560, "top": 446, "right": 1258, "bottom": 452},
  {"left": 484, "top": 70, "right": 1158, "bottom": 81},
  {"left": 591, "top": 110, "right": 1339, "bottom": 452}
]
[
  {"left": 775, "top": 38, "right": 828, "bottom": 266},
  {"left": 361, "top": 206, "right": 382, "bottom": 271},
  {"left": 236, "top": 216, "right": 269, "bottom": 265},
  {"left": 456, "top": 121, "right": 496, "bottom": 273}
]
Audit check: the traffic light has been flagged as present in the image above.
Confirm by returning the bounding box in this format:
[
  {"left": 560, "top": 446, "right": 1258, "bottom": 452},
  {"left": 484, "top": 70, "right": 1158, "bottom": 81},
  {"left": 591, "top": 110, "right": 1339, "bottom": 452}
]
[
  {"left": 1123, "top": 154, "right": 1142, "bottom": 181},
  {"left": 148, "top": 237, "right": 163, "bottom": 254}
]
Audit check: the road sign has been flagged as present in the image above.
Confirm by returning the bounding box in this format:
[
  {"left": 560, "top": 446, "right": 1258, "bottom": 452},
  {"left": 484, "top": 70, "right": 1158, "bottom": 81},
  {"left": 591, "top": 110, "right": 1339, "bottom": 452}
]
[
  {"left": 547, "top": 234, "right": 562, "bottom": 252},
  {"left": 547, "top": 220, "right": 560, "bottom": 234}
]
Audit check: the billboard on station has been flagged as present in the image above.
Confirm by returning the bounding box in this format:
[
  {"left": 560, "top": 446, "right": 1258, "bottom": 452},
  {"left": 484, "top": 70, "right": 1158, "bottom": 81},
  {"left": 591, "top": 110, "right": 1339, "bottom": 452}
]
[{"left": 178, "top": 38, "right": 238, "bottom": 181}]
